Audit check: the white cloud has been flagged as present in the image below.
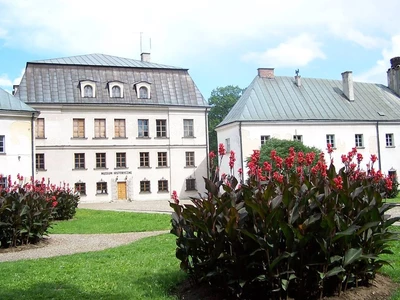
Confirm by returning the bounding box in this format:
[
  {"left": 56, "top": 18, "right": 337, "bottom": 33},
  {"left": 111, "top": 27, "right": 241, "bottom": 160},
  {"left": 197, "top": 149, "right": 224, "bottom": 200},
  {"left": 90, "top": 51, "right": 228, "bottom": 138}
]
[
  {"left": 355, "top": 35, "right": 400, "bottom": 84},
  {"left": 12, "top": 68, "right": 25, "bottom": 86},
  {"left": 0, "top": 74, "right": 12, "bottom": 87},
  {"left": 241, "top": 34, "right": 326, "bottom": 67}
]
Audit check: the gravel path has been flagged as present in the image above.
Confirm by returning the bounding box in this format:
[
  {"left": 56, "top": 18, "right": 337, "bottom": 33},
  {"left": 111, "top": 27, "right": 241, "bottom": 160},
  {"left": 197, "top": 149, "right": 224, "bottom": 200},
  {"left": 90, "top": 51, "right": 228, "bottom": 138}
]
[{"left": 0, "top": 230, "right": 168, "bottom": 263}]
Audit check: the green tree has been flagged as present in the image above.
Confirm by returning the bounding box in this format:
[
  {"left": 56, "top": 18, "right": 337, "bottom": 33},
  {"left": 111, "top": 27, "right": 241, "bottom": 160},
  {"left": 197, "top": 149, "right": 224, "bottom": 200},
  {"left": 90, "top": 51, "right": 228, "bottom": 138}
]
[{"left": 208, "top": 85, "right": 243, "bottom": 153}]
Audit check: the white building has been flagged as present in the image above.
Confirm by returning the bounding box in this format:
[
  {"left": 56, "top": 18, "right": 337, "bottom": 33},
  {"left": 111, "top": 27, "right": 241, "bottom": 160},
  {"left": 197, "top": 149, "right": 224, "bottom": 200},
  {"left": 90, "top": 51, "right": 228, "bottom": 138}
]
[
  {"left": 15, "top": 53, "right": 209, "bottom": 202},
  {"left": 217, "top": 57, "right": 400, "bottom": 179},
  {"left": 0, "top": 87, "right": 38, "bottom": 186}
]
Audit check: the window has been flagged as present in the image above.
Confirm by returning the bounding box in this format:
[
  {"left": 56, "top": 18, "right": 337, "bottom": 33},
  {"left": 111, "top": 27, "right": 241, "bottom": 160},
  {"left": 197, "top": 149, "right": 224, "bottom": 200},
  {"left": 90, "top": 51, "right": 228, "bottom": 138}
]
[
  {"left": 94, "top": 119, "right": 106, "bottom": 138},
  {"left": 386, "top": 133, "right": 394, "bottom": 147},
  {"left": 84, "top": 85, "right": 93, "bottom": 97},
  {"left": 73, "top": 119, "right": 85, "bottom": 138},
  {"left": 112, "top": 86, "right": 121, "bottom": 98},
  {"left": 139, "top": 86, "right": 148, "bottom": 99},
  {"left": 185, "top": 151, "right": 195, "bottom": 167},
  {"left": 156, "top": 119, "right": 167, "bottom": 137},
  {"left": 116, "top": 152, "right": 126, "bottom": 168},
  {"left": 355, "top": 134, "right": 363, "bottom": 148},
  {"left": 114, "top": 119, "right": 126, "bottom": 138},
  {"left": 158, "top": 152, "right": 168, "bottom": 167},
  {"left": 36, "top": 153, "right": 45, "bottom": 170},
  {"left": 261, "top": 135, "right": 270, "bottom": 145},
  {"left": 96, "top": 182, "right": 108, "bottom": 194},
  {"left": 75, "top": 182, "right": 86, "bottom": 195},
  {"left": 326, "top": 134, "right": 335, "bottom": 148},
  {"left": 80, "top": 81, "right": 96, "bottom": 98},
  {"left": 0, "top": 176, "right": 6, "bottom": 189},
  {"left": 36, "top": 118, "right": 45, "bottom": 138},
  {"left": 293, "top": 135, "right": 303, "bottom": 142},
  {"left": 140, "top": 180, "right": 151, "bottom": 192},
  {"left": 96, "top": 153, "right": 106, "bottom": 168},
  {"left": 74, "top": 153, "right": 85, "bottom": 169},
  {"left": 183, "top": 119, "right": 194, "bottom": 137},
  {"left": 140, "top": 152, "right": 150, "bottom": 167},
  {"left": 138, "top": 119, "right": 149, "bottom": 137},
  {"left": 225, "top": 138, "right": 231, "bottom": 152},
  {"left": 158, "top": 179, "right": 168, "bottom": 192},
  {"left": 186, "top": 177, "right": 196, "bottom": 191},
  {"left": 0, "top": 135, "right": 4, "bottom": 153}
]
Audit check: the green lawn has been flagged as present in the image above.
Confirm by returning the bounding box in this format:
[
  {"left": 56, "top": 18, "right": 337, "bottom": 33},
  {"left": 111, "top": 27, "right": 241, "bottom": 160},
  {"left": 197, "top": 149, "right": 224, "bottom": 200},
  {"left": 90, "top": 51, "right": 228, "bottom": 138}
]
[
  {"left": 49, "top": 209, "right": 172, "bottom": 234},
  {"left": 386, "top": 193, "right": 400, "bottom": 204},
  {"left": 0, "top": 234, "right": 185, "bottom": 300}
]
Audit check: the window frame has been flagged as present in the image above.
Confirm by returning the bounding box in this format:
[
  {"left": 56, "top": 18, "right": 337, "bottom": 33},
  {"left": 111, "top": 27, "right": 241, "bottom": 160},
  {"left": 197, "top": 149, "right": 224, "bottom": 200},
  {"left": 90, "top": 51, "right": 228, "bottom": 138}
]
[
  {"left": 183, "top": 119, "right": 194, "bottom": 137},
  {"left": 140, "top": 180, "right": 151, "bottom": 193},
  {"left": 80, "top": 80, "right": 96, "bottom": 98},
  {"left": 138, "top": 119, "right": 149, "bottom": 138},
  {"left": 94, "top": 119, "right": 106, "bottom": 138},
  {"left": 326, "top": 134, "right": 335, "bottom": 148},
  {"left": 158, "top": 152, "right": 168, "bottom": 167},
  {"left": 225, "top": 138, "right": 231, "bottom": 152},
  {"left": 260, "top": 135, "right": 270, "bottom": 145},
  {"left": 36, "top": 118, "right": 45, "bottom": 138},
  {"left": 355, "top": 134, "right": 364, "bottom": 148},
  {"left": 186, "top": 178, "right": 196, "bottom": 191},
  {"left": 116, "top": 152, "right": 127, "bottom": 168},
  {"left": 73, "top": 118, "right": 85, "bottom": 138},
  {"left": 114, "top": 119, "right": 126, "bottom": 138},
  {"left": 293, "top": 135, "right": 303, "bottom": 142},
  {"left": 185, "top": 151, "right": 195, "bottom": 167},
  {"left": 36, "top": 153, "right": 45, "bottom": 171},
  {"left": 96, "top": 153, "right": 106, "bottom": 169},
  {"left": 0, "top": 176, "right": 7, "bottom": 189},
  {"left": 0, "top": 135, "right": 4, "bottom": 153},
  {"left": 158, "top": 179, "right": 168, "bottom": 192},
  {"left": 139, "top": 152, "right": 150, "bottom": 167},
  {"left": 74, "top": 153, "right": 86, "bottom": 169},
  {"left": 135, "top": 81, "right": 151, "bottom": 99},
  {"left": 75, "top": 182, "right": 86, "bottom": 196},
  {"left": 386, "top": 133, "right": 394, "bottom": 147},
  {"left": 156, "top": 119, "right": 167, "bottom": 138},
  {"left": 96, "top": 181, "right": 108, "bottom": 194}
]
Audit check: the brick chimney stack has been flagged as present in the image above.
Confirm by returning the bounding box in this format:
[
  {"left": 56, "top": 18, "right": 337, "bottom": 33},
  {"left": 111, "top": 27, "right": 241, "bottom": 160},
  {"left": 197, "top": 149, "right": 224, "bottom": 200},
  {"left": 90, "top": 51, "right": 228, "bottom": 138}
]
[
  {"left": 341, "top": 71, "right": 354, "bottom": 101},
  {"left": 388, "top": 56, "right": 400, "bottom": 96},
  {"left": 258, "top": 68, "right": 274, "bottom": 79},
  {"left": 141, "top": 52, "right": 151, "bottom": 62}
]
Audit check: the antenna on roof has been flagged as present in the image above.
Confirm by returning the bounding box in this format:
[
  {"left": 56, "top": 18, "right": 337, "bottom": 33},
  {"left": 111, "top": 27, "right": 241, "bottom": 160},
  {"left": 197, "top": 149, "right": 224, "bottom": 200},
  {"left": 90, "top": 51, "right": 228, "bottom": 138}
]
[
  {"left": 295, "top": 69, "right": 300, "bottom": 76},
  {"left": 140, "top": 32, "right": 143, "bottom": 53}
]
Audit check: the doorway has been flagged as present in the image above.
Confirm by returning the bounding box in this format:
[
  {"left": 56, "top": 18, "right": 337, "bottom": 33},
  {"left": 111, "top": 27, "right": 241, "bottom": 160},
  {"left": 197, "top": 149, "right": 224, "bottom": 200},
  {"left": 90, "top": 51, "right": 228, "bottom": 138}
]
[{"left": 117, "top": 182, "right": 127, "bottom": 200}]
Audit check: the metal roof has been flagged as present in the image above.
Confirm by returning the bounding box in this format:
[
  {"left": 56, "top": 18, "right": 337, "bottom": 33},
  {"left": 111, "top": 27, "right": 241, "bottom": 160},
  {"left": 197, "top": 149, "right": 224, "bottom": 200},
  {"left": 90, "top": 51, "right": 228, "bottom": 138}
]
[
  {"left": 30, "top": 53, "right": 185, "bottom": 70},
  {"left": 218, "top": 76, "right": 400, "bottom": 127},
  {"left": 16, "top": 54, "right": 207, "bottom": 107},
  {"left": 0, "top": 87, "right": 36, "bottom": 113}
]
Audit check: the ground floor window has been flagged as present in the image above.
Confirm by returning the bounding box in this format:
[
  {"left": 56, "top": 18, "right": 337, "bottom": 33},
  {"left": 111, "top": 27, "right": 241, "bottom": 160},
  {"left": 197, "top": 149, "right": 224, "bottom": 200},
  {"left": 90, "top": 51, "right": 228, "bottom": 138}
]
[
  {"left": 0, "top": 176, "right": 7, "bottom": 189},
  {"left": 140, "top": 180, "right": 151, "bottom": 192},
  {"left": 158, "top": 179, "right": 168, "bottom": 192},
  {"left": 75, "top": 182, "right": 86, "bottom": 195},
  {"left": 186, "top": 178, "right": 196, "bottom": 191},
  {"left": 96, "top": 181, "right": 107, "bottom": 194}
]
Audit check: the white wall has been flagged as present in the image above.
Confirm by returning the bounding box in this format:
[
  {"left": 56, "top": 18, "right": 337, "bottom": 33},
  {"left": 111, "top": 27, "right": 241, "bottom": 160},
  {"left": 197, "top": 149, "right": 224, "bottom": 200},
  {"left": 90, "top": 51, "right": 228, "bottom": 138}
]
[
  {"left": 34, "top": 105, "right": 208, "bottom": 202},
  {"left": 0, "top": 114, "right": 34, "bottom": 182},
  {"left": 217, "top": 121, "right": 400, "bottom": 179}
]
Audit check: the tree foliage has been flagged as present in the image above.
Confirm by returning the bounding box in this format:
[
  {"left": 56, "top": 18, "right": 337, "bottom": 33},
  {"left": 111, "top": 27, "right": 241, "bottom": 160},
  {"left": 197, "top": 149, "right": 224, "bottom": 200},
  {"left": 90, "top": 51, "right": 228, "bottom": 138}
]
[{"left": 208, "top": 85, "right": 243, "bottom": 153}]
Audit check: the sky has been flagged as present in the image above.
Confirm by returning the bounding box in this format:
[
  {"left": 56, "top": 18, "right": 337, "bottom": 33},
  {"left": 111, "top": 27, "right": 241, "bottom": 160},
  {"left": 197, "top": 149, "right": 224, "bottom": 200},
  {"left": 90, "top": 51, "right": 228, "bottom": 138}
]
[{"left": 0, "top": 0, "right": 400, "bottom": 100}]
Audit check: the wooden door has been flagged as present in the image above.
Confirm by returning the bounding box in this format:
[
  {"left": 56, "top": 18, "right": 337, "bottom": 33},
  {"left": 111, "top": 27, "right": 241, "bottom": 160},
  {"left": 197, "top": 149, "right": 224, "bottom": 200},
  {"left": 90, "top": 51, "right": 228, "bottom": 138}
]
[{"left": 117, "top": 182, "right": 127, "bottom": 200}]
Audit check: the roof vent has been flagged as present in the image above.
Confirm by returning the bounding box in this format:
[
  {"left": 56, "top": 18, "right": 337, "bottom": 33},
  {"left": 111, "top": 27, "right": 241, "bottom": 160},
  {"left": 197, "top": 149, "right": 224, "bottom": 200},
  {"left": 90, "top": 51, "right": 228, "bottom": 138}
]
[
  {"left": 378, "top": 111, "right": 385, "bottom": 116},
  {"left": 258, "top": 68, "right": 274, "bottom": 79},
  {"left": 341, "top": 71, "right": 354, "bottom": 101},
  {"left": 141, "top": 52, "right": 150, "bottom": 62}
]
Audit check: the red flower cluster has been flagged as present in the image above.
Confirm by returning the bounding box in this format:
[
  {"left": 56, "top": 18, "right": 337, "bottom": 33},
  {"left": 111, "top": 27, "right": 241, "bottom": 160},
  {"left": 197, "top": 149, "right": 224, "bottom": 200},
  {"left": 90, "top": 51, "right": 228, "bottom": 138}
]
[
  {"left": 171, "top": 190, "right": 179, "bottom": 204},
  {"left": 209, "top": 151, "right": 216, "bottom": 160},
  {"left": 229, "top": 150, "right": 236, "bottom": 170},
  {"left": 333, "top": 175, "right": 343, "bottom": 190},
  {"left": 218, "top": 143, "right": 226, "bottom": 156},
  {"left": 327, "top": 143, "right": 333, "bottom": 154}
]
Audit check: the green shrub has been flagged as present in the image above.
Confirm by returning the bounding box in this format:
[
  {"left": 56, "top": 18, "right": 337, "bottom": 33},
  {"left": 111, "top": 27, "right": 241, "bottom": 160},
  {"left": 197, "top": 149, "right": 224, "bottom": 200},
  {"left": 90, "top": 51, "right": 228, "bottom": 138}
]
[
  {"left": 0, "top": 175, "right": 79, "bottom": 248},
  {"left": 52, "top": 184, "right": 79, "bottom": 220},
  {"left": 171, "top": 145, "right": 399, "bottom": 299}
]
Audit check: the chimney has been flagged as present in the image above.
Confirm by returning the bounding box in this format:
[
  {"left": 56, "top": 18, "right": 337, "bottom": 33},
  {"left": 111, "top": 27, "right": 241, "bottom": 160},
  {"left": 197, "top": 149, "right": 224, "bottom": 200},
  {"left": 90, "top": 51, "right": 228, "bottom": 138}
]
[
  {"left": 341, "top": 71, "right": 354, "bottom": 101},
  {"left": 387, "top": 56, "right": 400, "bottom": 96},
  {"left": 12, "top": 85, "right": 19, "bottom": 96},
  {"left": 141, "top": 52, "right": 151, "bottom": 62},
  {"left": 258, "top": 68, "right": 274, "bottom": 79},
  {"left": 295, "top": 75, "right": 301, "bottom": 87}
]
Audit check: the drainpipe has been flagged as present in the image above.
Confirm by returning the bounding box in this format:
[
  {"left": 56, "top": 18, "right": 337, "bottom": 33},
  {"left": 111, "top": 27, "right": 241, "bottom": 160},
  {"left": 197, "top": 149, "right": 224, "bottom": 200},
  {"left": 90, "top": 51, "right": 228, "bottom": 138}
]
[
  {"left": 31, "top": 113, "right": 35, "bottom": 181},
  {"left": 376, "top": 121, "right": 382, "bottom": 170},
  {"left": 205, "top": 107, "right": 210, "bottom": 179},
  {"left": 168, "top": 108, "right": 172, "bottom": 193},
  {"left": 239, "top": 121, "right": 244, "bottom": 181}
]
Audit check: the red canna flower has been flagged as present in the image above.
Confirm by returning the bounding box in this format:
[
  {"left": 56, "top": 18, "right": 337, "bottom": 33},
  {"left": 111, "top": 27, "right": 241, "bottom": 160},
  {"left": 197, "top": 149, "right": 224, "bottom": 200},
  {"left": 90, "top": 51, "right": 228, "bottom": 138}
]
[
  {"left": 171, "top": 190, "right": 179, "bottom": 204},
  {"left": 218, "top": 143, "right": 226, "bottom": 156},
  {"left": 229, "top": 150, "right": 236, "bottom": 170}
]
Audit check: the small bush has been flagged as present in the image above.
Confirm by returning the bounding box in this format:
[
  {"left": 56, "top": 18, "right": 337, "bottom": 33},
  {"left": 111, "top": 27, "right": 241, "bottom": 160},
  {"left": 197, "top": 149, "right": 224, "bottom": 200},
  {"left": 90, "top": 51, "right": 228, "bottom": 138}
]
[
  {"left": 0, "top": 175, "right": 79, "bottom": 248},
  {"left": 171, "top": 145, "right": 399, "bottom": 299},
  {"left": 52, "top": 185, "right": 79, "bottom": 220}
]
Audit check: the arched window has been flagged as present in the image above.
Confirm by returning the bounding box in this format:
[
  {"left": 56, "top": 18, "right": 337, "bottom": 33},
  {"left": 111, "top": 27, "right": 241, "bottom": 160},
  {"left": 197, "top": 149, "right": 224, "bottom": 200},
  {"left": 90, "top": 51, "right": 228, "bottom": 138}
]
[
  {"left": 112, "top": 86, "right": 121, "bottom": 98},
  {"left": 139, "top": 86, "right": 148, "bottom": 99},
  {"left": 84, "top": 85, "right": 93, "bottom": 97}
]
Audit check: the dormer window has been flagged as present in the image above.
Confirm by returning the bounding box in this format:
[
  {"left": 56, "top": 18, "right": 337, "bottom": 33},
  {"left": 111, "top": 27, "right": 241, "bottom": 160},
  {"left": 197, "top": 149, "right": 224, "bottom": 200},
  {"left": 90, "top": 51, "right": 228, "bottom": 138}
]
[
  {"left": 80, "top": 80, "right": 96, "bottom": 98},
  {"left": 134, "top": 81, "right": 151, "bottom": 99},
  {"left": 108, "top": 81, "right": 124, "bottom": 98}
]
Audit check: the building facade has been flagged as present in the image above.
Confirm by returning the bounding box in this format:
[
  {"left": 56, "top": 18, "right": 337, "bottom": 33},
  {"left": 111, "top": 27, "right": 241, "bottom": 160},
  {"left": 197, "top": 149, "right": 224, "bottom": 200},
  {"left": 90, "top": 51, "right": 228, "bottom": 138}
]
[
  {"left": 217, "top": 57, "right": 400, "bottom": 179},
  {"left": 0, "top": 87, "right": 38, "bottom": 186},
  {"left": 15, "top": 53, "right": 209, "bottom": 202}
]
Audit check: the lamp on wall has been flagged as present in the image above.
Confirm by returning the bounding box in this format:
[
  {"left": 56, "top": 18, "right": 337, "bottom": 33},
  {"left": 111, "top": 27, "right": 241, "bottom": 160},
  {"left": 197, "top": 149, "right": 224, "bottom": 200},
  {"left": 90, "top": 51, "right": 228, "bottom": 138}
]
[{"left": 125, "top": 176, "right": 128, "bottom": 180}]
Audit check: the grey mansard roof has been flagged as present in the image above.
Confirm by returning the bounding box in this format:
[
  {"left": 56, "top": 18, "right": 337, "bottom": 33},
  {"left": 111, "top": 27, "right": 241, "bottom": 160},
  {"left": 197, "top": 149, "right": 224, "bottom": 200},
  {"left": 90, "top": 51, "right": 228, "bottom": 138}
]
[
  {"left": 218, "top": 75, "right": 400, "bottom": 127},
  {"left": 0, "top": 87, "right": 36, "bottom": 113},
  {"left": 16, "top": 54, "right": 208, "bottom": 107}
]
